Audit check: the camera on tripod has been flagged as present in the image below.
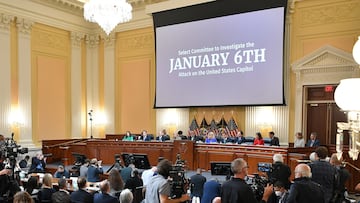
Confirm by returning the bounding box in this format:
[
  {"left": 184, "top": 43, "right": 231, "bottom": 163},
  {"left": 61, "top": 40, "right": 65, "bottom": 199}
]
[
  {"left": 169, "top": 154, "right": 189, "bottom": 199},
  {"left": 0, "top": 133, "right": 28, "bottom": 166}
]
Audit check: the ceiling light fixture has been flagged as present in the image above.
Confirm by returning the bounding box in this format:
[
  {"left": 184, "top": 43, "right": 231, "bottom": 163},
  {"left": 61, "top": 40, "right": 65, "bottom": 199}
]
[{"left": 84, "top": 0, "right": 132, "bottom": 35}]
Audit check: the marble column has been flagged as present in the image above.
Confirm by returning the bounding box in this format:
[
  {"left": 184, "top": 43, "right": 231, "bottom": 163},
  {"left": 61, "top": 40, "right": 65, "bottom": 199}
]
[
  {"left": 85, "top": 34, "right": 100, "bottom": 138},
  {"left": 71, "top": 32, "right": 85, "bottom": 139},
  {"left": 16, "top": 17, "right": 35, "bottom": 148},
  {"left": 0, "top": 13, "right": 14, "bottom": 136},
  {"left": 103, "top": 33, "right": 116, "bottom": 134}
]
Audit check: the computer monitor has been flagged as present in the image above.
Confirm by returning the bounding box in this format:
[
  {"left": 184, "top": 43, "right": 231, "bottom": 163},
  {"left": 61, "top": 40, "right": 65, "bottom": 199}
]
[
  {"left": 121, "top": 153, "right": 151, "bottom": 169},
  {"left": 210, "top": 162, "right": 233, "bottom": 176}
]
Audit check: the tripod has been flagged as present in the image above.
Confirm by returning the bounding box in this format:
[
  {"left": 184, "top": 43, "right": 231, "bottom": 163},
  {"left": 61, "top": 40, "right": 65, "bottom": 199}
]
[
  {"left": 88, "top": 110, "right": 93, "bottom": 139},
  {"left": 106, "top": 155, "right": 123, "bottom": 173}
]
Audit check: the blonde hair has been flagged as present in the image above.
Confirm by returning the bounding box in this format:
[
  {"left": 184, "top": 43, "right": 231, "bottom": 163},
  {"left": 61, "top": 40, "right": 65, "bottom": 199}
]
[{"left": 42, "top": 173, "right": 53, "bottom": 188}]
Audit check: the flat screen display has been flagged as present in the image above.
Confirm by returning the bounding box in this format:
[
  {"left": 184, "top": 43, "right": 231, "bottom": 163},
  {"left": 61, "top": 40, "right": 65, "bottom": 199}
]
[{"left": 153, "top": 0, "right": 287, "bottom": 108}]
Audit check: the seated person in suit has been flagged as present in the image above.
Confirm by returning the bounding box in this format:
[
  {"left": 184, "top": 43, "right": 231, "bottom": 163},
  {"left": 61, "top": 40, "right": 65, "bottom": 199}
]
[
  {"left": 52, "top": 178, "right": 71, "bottom": 203},
  {"left": 188, "top": 131, "right": 204, "bottom": 142},
  {"left": 70, "top": 177, "right": 94, "bottom": 203},
  {"left": 122, "top": 131, "right": 134, "bottom": 141},
  {"left": 19, "top": 155, "right": 30, "bottom": 169},
  {"left": 306, "top": 132, "right": 320, "bottom": 147},
  {"left": 205, "top": 132, "right": 218, "bottom": 144},
  {"left": 87, "top": 158, "right": 103, "bottom": 182},
  {"left": 94, "top": 180, "right": 118, "bottom": 203},
  {"left": 234, "top": 131, "right": 246, "bottom": 144},
  {"left": 253, "top": 132, "right": 264, "bottom": 145},
  {"left": 269, "top": 131, "right": 280, "bottom": 146},
  {"left": 37, "top": 173, "right": 56, "bottom": 203},
  {"left": 25, "top": 176, "right": 40, "bottom": 199},
  {"left": 54, "top": 165, "right": 70, "bottom": 178},
  {"left": 156, "top": 129, "right": 170, "bottom": 142},
  {"left": 175, "top": 130, "right": 188, "bottom": 140},
  {"left": 139, "top": 130, "right": 152, "bottom": 141},
  {"left": 219, "top": 132, "right": 233, "bottom": 143}
]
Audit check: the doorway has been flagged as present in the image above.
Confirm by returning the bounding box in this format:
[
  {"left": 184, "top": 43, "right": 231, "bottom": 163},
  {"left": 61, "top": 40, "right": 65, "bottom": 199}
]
[{"left": 305, "top": 85, "right": 347, "bottom": 145}]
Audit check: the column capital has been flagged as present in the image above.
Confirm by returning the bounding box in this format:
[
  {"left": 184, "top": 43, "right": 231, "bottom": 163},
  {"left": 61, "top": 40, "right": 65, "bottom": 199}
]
[
  {"left": 0, "top": 13, "right": 14, "bottom": 31},
  {"left": 16, "top": 18, "right": 34, "bottom": 35},
  {"left": 102, "top": 33, "right": 116, "bottom": 47},
  {"left": 85, "top": 34, "right": 100, "bottom": 48},
  {"left": 71, "top": 32, "right": 85, "bottom": 47}
]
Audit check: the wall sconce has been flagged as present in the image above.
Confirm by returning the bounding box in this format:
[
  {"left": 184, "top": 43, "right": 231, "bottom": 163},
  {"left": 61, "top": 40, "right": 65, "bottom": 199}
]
[
  {"left": 334, "top": 36, "right": 360, "bottom": 160},
  {"left": 9, "top": 107, "right": 25, "bottom": 128}
]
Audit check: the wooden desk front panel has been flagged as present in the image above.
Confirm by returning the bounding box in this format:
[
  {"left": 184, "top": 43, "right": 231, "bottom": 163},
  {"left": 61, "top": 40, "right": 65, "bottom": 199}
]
[
  {"left": 86, "top": 140, "right": 174, "bottom": 166},
  {"left": 194, "top": 144, "right": 288, "bottom": 174}
]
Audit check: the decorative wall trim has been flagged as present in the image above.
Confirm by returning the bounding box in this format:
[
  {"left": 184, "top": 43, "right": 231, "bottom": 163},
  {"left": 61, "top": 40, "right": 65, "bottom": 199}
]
[
  {"left": 300, "top": 1, "right": 360, "bottom": 27},
  {"left": 71, "top": 31, "right": 84, "bottom": 47},
  {"left": 85, "top": 34, "right": 100, "bottom": 48},
  {"left": 0, "top": 13, "right": 14, "bottom": 31},
  {"left": 16, "top": 18, "right": 33, "bottom": 35},
  {"left": 102, "top": 33, "right": 116, "bottom": 47},
  {"left": 292, "top": 45, "right": 360, "bottom": 134}
]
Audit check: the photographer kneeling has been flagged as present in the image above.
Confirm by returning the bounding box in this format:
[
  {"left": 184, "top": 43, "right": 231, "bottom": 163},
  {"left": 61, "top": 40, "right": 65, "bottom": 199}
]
[
  {"left": 221, "top": 158, "right": 273, "bottom": 203},
  {"left": 144, "top": 159, "right": 190, "bottom": 203}
]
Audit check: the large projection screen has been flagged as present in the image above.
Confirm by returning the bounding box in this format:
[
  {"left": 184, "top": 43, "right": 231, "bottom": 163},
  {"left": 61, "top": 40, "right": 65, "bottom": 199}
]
[{"left": 153, "top": 0, "right": 287, "bottom": 108}]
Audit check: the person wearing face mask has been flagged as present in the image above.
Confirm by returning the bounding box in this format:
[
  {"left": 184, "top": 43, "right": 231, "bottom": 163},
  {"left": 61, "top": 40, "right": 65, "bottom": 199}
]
[
  {"left": 273, "top": 181, "right": 288, "bottom": 203},
  {"left": 266, "top": 181, "right": 289, "bottom": 203}
]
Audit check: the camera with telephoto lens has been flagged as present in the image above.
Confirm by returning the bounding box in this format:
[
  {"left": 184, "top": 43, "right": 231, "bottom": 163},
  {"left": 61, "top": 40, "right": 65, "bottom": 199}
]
[
  {"left": 245, "top": 174, "right": 269, "bottom": 201},
  {"left": 169, "top": 154, "right": 189, "bottom": 200},
  {"left": 0, "top": 133, "right": 28, "bottom": 169}
]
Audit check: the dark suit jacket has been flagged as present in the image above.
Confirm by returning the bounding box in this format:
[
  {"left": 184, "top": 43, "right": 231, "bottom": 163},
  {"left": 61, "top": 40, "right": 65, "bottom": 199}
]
[
  {"left": 270, "top": 137, "right": 280, "bottom": 146},
  {"left": 29, "top": 157, "right": 46, "bottom": 173},
  {"left": 156, "top": 135, "right": 170, "bottom": 141},
  {"left": 52, "top": 190, "right": 70, "bottom": 203},
  {"left": 38, "top": 187, "right": 56, "bottom": 203},
  {"left": 70, "top": 189, "right": 94, "bottom": 203},
  {"left": 306, "top": 139, "right": 320, "bottom": 147},
  {"left": 141, "top": 135, "right": 152, "bottom": 141},
  {"left": 269, "top": 162, "right": 291, "bottom": 189},
  {"left": 286, "top": 177, "right": 325, "bottom": 203},
  {"left": 235, "top": 136, "right": 246, "bottom": 144},
  {"left": 190, "top": 174, "right": 207, "bottom": 198},
  {"left": 94, "top": 193, "right": 118, "bottom": 203}
]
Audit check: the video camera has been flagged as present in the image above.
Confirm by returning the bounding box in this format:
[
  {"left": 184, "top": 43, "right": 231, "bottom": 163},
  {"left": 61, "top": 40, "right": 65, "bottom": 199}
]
[
  {"left": 0, "top": 133, "right": 28, "bottom": 162},
  {"left": 245, "top": 174, "right": 269, "bottom": 201},
  {"left": 169, "top": 154, "right": 189, "bottom": 199},
  {"left": 257, "top": 162, "right": 272, "bottom": 173}
]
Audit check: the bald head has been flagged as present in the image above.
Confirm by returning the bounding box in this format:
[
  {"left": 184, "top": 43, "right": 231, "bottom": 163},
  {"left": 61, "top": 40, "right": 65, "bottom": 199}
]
[{"left": 294, "top": 164, "right": 312, "bottom": 178}]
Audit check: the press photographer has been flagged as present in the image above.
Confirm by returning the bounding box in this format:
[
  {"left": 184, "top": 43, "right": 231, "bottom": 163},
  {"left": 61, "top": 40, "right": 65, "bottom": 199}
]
[
  {"left": 220, "top": 158, "right": 273, "bottom": 203},
  {"left": 29, "top": 153, "right": 47, "bottom": 173},
  {"left": 0, "top": 133, "right": 24, "bottom": 202},
  {"left": 144, "top": 159, "right": 190, "bottom": 203}
]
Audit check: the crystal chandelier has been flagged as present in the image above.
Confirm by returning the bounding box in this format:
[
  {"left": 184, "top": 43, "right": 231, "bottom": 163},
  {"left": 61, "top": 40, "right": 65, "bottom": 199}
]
[
  {"left": 84, "top": 0, "right": 132, "bottom": 35},
  {"left": 334, "top": 36, "right": 360, "bottom": 160}
]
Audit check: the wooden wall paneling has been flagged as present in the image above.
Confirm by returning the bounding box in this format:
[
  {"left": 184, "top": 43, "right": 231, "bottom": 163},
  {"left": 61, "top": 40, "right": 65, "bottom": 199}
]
[
  {"left": 246, "top": 153, "right": 274, "bottom": 175},
  {"left": 207, "top": 152, "right": 235, "bottom": 171},
  {"left": 196, "top": 151, "right": 208, "bottom": 170},
  {"left": 172, "top": 140, "right": 194, "bottom": 170}
]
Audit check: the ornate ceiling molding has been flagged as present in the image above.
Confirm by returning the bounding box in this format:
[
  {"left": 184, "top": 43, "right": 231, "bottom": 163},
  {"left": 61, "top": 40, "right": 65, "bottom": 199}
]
[{"left": 30, "top": 0, "right": 167, "bottom": 15}]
